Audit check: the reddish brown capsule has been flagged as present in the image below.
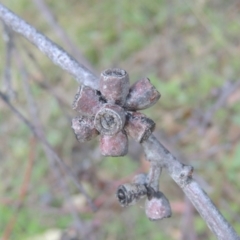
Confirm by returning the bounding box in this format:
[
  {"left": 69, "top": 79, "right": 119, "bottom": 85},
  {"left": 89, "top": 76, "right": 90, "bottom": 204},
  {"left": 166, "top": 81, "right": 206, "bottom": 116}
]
[
  {"left": 72, "top": 85, "right": 105, "bottom": 116},
  {"left": 100, "top": 68, "right": 130, "bottom": 106},
  {"left": 94, "top": 103, "right": 126, "bottom": 136},
  {"left": 71, "top": 116, "right": 98, "bottom": 142},
  {"left": 124, "top": 112, "right": 155, "bottom": 143},
  {"left": 100, "top": 131, "right": 128, "bottom": 156},
  {"left": 124, "top": 78, "right": 160, "bottom": 110},
  {"left": 145, "top": 191, "right": 172, "bottom": 221}
]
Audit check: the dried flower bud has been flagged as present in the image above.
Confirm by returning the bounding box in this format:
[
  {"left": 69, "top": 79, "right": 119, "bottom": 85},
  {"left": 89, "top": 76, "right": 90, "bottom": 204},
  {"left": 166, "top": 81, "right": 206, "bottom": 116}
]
[
  {"left": 124, "top": 78, "right": 160, "bottom": 110},
  {"left": 71, "top": 116, "right": 98, "bottom": 142},
  {"left": 116, "top": 183, "right": 147, "bottom": 207},
  {"left": 72, "top": 85, "right": 105, "bottom": 116},
  {"left": 125, "top": 112, "right": 155, "bottom": 143},
  {"left": 94, "top": 104, "right": 126, "bottom": 135},
  {"left": 100, "top": 68, "right": 130, "bottom": 106},
  {"left": 145, "top": 191, "right": 172, "bottom": 221},
  {"left": 100, "top": 130, "right": 128, "bottom": 156}
]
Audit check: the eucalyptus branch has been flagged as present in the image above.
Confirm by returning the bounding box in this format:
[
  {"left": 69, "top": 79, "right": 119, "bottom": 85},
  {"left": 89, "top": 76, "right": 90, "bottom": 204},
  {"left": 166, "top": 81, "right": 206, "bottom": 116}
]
[
  {"left": 0, "top": 3, "right": 239, "bottom": 239},
  {"left": 33, "top": 0, "right": 96, "bottom": 74},
  {"left": 2, "top": 23, "right": 15, "bottom": 98},
  {"left": 141, "top": 135, "right": 239, "bottom": 240},
  {"left": 0, "top": 3, "right": 98, "bottom": 89}
]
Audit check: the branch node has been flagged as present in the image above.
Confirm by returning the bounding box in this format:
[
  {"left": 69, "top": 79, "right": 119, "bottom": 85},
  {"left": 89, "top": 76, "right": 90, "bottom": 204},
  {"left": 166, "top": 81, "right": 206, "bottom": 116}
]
[{"left": 174, "top": 164, "right": 194, "bottom": 188}]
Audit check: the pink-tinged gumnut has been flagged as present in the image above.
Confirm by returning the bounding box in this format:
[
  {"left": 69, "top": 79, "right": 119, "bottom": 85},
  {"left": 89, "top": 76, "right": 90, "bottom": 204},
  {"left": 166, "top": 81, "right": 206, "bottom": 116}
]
[
  {"left": 94, "top": 103, "right": 126, "bottom": 136},
  {"left": 100, "top": 131, "right": 128, "bottom": 156},
  {"left": 72, "top": 85, "right": 105, "bottom": 116},
  {"left": 124, "top": 112, "right": 155, "bottom": 143},
  {"left": 71, "top": 116, "right": 99, "bottom": 142},
  {"left": 124, "top": 78, "right": 160, "bottom": 110},
  {"left": 100, "top": 68, "right": 130, "bottom": 106},
  {"left": 145, "top": 191, "right": 172, "bottom": 221}
]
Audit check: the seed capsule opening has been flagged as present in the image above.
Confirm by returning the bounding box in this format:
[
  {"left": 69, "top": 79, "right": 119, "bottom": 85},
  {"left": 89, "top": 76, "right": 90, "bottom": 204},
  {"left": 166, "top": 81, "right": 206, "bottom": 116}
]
[
  {"left": 100, "top": 68, "right": 130, "bottom": 105},
  {"left": 103, "top": 68, "right": 127, "bottom": 78},
  {"left": 94, "top": 104, "right": 125, "bottom": 135},
  {"left": 116, "top": 183, "right": 148, "bottom": 207}
]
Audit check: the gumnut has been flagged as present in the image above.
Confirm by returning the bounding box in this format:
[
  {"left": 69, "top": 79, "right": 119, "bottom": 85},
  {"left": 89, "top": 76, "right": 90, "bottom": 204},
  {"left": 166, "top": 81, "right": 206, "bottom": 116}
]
[
  {"left": 100, "top": 68, "right": 130, "bottom": 106},
  {"left": 125, "top": 112, "right": 155, "bottom": 143},
  {"left": 100, "top": 131, "right": 128, "bottom": 156},
  {"left": 145, "top": 191, "right": 172, "bottom": 221},
  {"left": 72, "top": 85, "right": 105, "bottom": 116},
  {"left": 71, "top": 68, "right": 160, "bottom": 156},
  {"left": 116, "top": 183, "right": 148, "bottom": 207},
  {"left": 71, "top": 116, "right": 98, "bottom": 142},
  {"left": 124, "top": 77, "right": 160, "bottom": 110}
]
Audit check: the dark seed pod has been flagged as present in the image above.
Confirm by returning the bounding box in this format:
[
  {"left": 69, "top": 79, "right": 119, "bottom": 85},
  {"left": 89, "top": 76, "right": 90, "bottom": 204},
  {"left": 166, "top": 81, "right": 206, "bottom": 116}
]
[
  {"left": 124, "top": 78, "right": 160, "bottom": 110},
  {"left": 71, "top": 116, "right": 98, "bottom": 142},
  {"left": 145, "top": 191, "right": 172, "bottom": 221},
  {"left": 124, "top": 112, "right": 155, "bottom": 143},
  {"left": 94, "top": 104, "right": 126, "bottom": 135},
  {"left": 100, "top": 68, "right": 130, "bottom": 106},
  {"left": 100, "top": 130, "right": 128, "bottom": 156},
  {"left": 116, "top": 183, "right": 148, "bottom": 207},
  {"left": 72, "top": 85, "right": 105, "bottom": 116}
]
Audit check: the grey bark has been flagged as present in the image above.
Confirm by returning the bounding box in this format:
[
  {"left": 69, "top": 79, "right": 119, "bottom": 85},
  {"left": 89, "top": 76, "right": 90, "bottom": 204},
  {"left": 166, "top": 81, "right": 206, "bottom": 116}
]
[
  {"left": 0, "top": 3, "right": 98, "bottom": 89},
  {"left": 0, "top": 3, "right": 239, "bottom": 239},
  {"left": 142, "top": 135, "right": 239, "bottom": 240}
]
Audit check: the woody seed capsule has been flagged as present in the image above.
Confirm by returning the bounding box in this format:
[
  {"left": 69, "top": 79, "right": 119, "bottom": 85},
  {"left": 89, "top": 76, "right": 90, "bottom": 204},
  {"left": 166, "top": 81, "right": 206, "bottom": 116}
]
[
  {"left": 71, "top": 116, "right": 98, "bottom": 142},
  {"left": 100, "top": 130, "right": 128, "bottom": 156},
  {"left": 72, "top": 85, "right": 105, "bottom": 116},
  {"left": 124, "top": 78, "right": 160, "bottom": 110},
  {"left": 94, "top": 103, "right": 126, "bottom": 136},
  {"left": 100, "top": 68, "right": 130, "bottom": 106},
  {"left": 145, "top": 191, "right": 172, "bottom": 221},
  {"left": 124, "top": 112, "right": 155, "bottom": 143},
  {"left": 116, "top": 183, "right": 148, "bottom": 207}
]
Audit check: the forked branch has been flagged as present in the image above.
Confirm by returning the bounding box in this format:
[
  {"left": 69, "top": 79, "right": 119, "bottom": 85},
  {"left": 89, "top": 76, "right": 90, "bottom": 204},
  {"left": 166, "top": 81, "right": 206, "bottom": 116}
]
[{"left": 0, "top": 3, "right": 239, "bottom": 240}]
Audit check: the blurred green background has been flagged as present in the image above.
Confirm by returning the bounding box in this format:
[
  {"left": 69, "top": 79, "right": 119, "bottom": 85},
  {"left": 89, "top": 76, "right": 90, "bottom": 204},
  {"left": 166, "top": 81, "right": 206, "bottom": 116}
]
[{"left": 0, "top": 0, "right": 240, "bottom": 239}]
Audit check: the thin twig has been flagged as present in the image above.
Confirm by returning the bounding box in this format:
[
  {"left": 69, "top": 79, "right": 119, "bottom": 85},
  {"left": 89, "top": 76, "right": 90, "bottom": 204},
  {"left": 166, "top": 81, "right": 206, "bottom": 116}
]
[
  {"left": 1, "top": 22, "right": 15, "bottom": 98},
  {"left": 146, "top": 162, "right": 161, "bottom": 192},
  {"left": 0, "top": 3, "right": 239, "bottom": 239},
  {"left": 180, "top": 196, "right": 196, "bottom": 240},
  {"left": 141, "top": 134, "right": 239, "bottom": 240},
  {"left": 17, "top": 53, "right": 86, "bottom": 234},
  {"left": 33, "top": 0, "right": 96, "bottom": 74},
  {"left": 1, "top": 137, "right": 36, "bottom": 240},
  {"left": 0, "top": 3, "right": 99, "bottom": 89},
  {"left": 200, "top": 80, "right": 240, "bottom": 132},
  {"left": 0, "top": 91, "right": 97, "bottom": 212},
  {"left": 19, "top": 42, "right": 72, "bottom": 115}
]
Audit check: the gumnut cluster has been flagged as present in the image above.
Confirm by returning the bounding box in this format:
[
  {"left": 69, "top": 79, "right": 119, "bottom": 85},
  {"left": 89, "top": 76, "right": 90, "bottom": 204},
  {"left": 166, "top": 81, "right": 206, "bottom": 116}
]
[
  {"left": 71, "top": 68, "right": 160, "bottom": 156},
  {"left": 116, "top": 174, "right": 172, "bottom": 220}
]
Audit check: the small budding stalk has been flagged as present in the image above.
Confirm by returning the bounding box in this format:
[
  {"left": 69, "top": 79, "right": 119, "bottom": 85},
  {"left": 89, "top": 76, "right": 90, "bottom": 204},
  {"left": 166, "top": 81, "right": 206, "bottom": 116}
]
[
  {"left": 116, "top": 174, "right": 172, "bottom": 221},
  {"left": 71, "top": 68, "right": 171, "bottom": 220}
]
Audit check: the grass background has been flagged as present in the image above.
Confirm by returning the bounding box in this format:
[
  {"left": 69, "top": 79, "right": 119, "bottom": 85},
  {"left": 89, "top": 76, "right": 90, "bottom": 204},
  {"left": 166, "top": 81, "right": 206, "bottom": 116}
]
[{"left": 0, "top": 0, "right": 240, "bottom": 239}]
